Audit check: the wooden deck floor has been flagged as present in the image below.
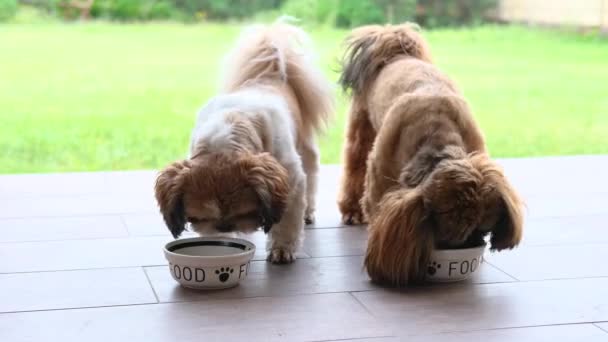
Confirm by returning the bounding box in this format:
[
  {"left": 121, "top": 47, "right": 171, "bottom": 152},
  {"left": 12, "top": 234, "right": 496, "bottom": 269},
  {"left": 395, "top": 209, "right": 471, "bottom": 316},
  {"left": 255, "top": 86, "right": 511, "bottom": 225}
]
[{"left": 1, "top": 156, "right": 608, "bottom": 341}]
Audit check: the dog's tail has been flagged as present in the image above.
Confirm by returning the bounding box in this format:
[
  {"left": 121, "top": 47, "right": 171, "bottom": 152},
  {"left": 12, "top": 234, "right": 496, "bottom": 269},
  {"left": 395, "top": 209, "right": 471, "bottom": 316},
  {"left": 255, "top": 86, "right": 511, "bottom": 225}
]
[
  {"left": 364, "top": 188, "right": 434, "bottom": 286},
  {"left": 339, "top": 23, "right": 432, "bottom": 96},
  {"left": 222, "top": 17, "right": 334, "bottom": 135}
]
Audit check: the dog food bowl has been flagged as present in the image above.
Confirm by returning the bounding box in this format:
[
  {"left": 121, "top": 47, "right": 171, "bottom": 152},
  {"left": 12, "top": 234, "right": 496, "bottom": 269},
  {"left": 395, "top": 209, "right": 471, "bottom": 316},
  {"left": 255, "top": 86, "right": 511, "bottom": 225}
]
[
  {"left": 425, "top": 243, "right": 486, "bottom": 283},
  {"left": 164, "top": 237, "right": 256, "bottom": 289}
]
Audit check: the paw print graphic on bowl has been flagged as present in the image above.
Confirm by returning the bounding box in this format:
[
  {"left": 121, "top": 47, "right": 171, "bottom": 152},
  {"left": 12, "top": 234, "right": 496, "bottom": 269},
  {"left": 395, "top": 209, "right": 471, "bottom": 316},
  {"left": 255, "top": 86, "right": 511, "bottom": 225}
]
[
  {"left": 427, "top": 261, "right": 441, "bottom": 275},
  {"left": 215, "top": 267, "right": 234, "bottom": 282}
]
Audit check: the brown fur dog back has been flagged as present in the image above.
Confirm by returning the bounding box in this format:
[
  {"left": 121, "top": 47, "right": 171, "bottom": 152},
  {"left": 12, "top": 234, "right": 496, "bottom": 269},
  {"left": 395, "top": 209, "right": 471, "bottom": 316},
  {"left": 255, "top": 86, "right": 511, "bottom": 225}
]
[{"left": 337, "top": 23, "right": 524, "bottom": 286}]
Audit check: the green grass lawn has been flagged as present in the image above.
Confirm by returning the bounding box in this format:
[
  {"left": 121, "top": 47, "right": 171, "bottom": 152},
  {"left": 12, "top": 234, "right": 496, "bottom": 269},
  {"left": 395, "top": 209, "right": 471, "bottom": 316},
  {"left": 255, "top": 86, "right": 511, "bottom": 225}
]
[{"left": 1, "top": 22, "right": 607, "bottom": 173}]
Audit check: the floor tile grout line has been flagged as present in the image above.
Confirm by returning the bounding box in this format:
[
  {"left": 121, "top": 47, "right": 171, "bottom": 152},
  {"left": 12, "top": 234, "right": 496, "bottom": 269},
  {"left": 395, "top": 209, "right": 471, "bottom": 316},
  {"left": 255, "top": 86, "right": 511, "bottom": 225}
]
[
  {"left": 3, "top": 237, "right": 607, "bottom": 249},
  {"left": 525, "top": 212, "right": 608, "bottom": 220},
  {"left": 306, "top": 335, "right": 396, "bottom": 342},
  {"left": 131, "top": 289, "right": 377, "bottom": 306},
  {"left": 0, "top": 234, "right": 608, "bottom": 249},
  {"left": 1, "top": 283, "right": 608, "bottom": 320},
  {"left": 142, "top": 267, "right": 160, "bottom": 304},
  {"left": 7, "top": 301, "right": 605, "bottom": 337},
  {"left": 0, "top": 226, "right": 364, "bottom": 245},
  {"left": 522, "top": 190, "right": 608, "bottom": 199},
  {"left": 3, "top": 186, "right": 608, "bottom": 199},
  {"left": 414, "top": 321, "right": 608, "bottom": 336},
  {"left": 0, "top": 265, "right": 608, "bottom": 304},
  {"left": 0, "top": 289, "right": 389, "bottom": 316},
  {"left": 525, "top": 211, "right": 608, "bottom": 220},
  {"left": 4, "top": 254, "right": 608, "bottom": 284},
  {"left": 348, "top": 292, "right": 377, "bottom": 318},
  {"left": 0, "top": 211, "right": 158, "bottom": 220},
  {"left": 594, "top": 323, "right": 608, "bottom": 334},
  {"left": 0, "top": 234, "right": 134, "bottom": 244},
  {"left": 483, "top": 260, "right": 520, "bottom": 281},
  {"left": 0, "top": 213, "right": 139, "bottom": 221},
  {"left": 0, "top": 252, "right": 361, "bottom": 274},
  {"left": 0, "top": 192, "right": 157, "bottom": 200},
  {"left": 485, "top": 274, "right": 608, "bottom": 284},
  {"left": 0, "top": 254, "right": 366, "bottom": 275},
  {"left": 5, "top": 227, "right": 608, "bottom": 248},
  {"left": 519, "top": 241, "right": 608, "bottom": 248},
  {"left": 0, "top": 301, "right": 160, "bottom": 316},
  {"left": 0, "top": 290, "right": 367, "bottom": 316},
  {"left": 4, "top": 208, "right": 608, "bottom": 221},
  {"left": 0, "top": 264, "right": 168, "bottom": 275},
  {"left": 4, "top": 208, "right": 608, "bottom": 224},
  {"left": 117, "top": 214, "right": 133, "bottom": 236},
  {"left": 377, "top": 321, "right": 608, "bottom": 339}
]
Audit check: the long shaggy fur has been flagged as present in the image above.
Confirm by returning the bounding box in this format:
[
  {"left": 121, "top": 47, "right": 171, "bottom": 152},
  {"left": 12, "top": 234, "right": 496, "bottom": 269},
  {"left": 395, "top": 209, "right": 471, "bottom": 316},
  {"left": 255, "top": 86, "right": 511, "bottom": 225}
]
[
  {"left": 155, "top": 19, "right": 333, "bottom": 264},
  {"left": 223, "top": 18, "right": 333, "bottom": 135},
  {"left": 337, "top": 23, "right": 524, "bottom": 286},
  {"left": 339, "top": 23, "right": 432, "bottom": 96},
  {"left": 365, "top": 188, "right": 434, "bottom": 285}
]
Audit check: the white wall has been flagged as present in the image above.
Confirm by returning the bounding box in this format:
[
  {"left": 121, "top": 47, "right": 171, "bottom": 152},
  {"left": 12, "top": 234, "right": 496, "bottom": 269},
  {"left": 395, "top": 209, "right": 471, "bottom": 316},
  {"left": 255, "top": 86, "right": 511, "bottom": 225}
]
[{"left": 498, "top": 0, "right": 608, "bottom": 28}]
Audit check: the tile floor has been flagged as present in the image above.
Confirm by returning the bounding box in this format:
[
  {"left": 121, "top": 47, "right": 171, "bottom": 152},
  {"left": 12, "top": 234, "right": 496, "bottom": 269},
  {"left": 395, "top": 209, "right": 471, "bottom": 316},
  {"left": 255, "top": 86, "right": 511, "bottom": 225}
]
[{"left": 1, "top": 156, "right": 608, "bottom": 341}]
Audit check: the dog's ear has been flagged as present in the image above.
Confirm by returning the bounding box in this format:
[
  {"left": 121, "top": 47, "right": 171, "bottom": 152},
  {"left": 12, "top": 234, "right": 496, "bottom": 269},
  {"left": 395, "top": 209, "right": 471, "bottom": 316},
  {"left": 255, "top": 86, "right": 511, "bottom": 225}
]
[
  {"left": 471, "top": 154, "right": 524, "bottom": 251},
  {"left": 155, "top": 160, "right": 192, "bottom": 238},
  {"left": 240, "top": 153, "right": 289, "bottom": 233},
  {"left": 365, "top": 188, "right": 434, "bottom": 286},
  {"left": 400, "top": 145, "right": 466, "bottom": 186}
]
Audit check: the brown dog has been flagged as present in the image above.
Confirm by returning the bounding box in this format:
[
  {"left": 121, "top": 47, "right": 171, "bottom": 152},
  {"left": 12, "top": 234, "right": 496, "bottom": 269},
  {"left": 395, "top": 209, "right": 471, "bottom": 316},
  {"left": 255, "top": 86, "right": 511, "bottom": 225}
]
[{"left": 337, "top": 23, "right": 524, "bottom": 286}]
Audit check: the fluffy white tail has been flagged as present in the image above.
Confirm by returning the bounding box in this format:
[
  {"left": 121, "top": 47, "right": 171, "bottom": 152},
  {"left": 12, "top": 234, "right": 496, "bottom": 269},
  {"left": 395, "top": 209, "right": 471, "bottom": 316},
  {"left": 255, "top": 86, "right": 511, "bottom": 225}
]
[{"left": 222, "top": 18, "right": 334, "bottom": 134}]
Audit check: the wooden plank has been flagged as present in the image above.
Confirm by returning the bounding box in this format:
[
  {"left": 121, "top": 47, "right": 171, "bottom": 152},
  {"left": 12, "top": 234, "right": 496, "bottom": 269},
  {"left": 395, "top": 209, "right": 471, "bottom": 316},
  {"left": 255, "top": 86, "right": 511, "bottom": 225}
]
[
  {"left": 0, "top": 193, "right": 157, "bottom": 218},
  {"left": 303, "top": 226, "right": 368, "bottom": 257},
  {"left": 0, "top": 216, "right": 128, "bottom": 242},
  {"left": 354, "top": 278, "right": 608, "bottom": 334},
  {"left": 0, "top": 170, "right": 156, "bottom": 198},
  {"left": 0, "top": 236, "right": 167, "bottom": 273},
  {"left": 400, "top": 324, "right": 608, "bottom": 341},
  {"left": 144, "top": 255, "right": 376, "bottom": 303},
  {"left": 523, "top": 214, "right": 608, "bottom": 246},
  {"left": 0, "top": 234, "right": 310, "bottom": 273},
  {"left": 0, "top": 268, "right": 156, "bottom": 313},
  {"left": 0, "top": 293, "right": 387, "bottom": 342},
  {"left": 487, "top": 243, "right": 608, "bottom": 280}
]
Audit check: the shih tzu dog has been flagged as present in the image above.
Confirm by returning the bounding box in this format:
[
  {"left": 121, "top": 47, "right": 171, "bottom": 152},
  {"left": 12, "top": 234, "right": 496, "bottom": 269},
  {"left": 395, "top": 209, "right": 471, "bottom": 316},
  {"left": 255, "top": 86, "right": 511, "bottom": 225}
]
[
  {"left": 337, "top": 23, "right": 524, "bottom": 285},
  {"left": 155, "top": 20, "right": 333, "bottom": 264}
]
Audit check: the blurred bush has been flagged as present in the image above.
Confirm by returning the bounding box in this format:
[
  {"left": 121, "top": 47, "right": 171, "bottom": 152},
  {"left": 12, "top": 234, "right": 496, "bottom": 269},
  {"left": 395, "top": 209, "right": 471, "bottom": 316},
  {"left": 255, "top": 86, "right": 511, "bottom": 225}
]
[
  {"left": 147, "top": 0, "right": 174, "bottom": 19},
  {"left": 12, "top": 0, "right": 498, "bottom": 27},
  {"left": 55, "top": 0, "right": 181, "bottom": 20},
  {"left": 0, "top": 0, "right": 18, "bottom": 21},
  {"left": 335, "top": 0, "right": 386, "bottom": 27},
  {"left": 416, "top": 0, "right": 498, "bottom": 28},
  {"left": 280, "top": 0, "right": 494, "bottom": 28},
  {"left": 280, "top": 0, "right": 337, "bottom": 26},
  {"left": 106, "top": 0, "right": 143, "bottom": 20},
  {"left": 173, "top": 0, "right": 283, "bottom": 20}
]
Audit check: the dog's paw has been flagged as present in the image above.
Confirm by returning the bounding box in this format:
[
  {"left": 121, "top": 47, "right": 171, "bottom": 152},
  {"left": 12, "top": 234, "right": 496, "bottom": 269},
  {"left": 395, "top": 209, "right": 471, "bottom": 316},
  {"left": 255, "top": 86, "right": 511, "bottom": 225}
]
[
  {"left": 304, "top": 209, "right": 315, "bottom": 225},
  {"left": 338, "top": 199, "right": 366, "bottom": 225},
  {"left": 341, "top": 210, "right": 364, "bottom": 225},
  {"left": 267, "top": 248, "right": 296, "bottom": 264}
]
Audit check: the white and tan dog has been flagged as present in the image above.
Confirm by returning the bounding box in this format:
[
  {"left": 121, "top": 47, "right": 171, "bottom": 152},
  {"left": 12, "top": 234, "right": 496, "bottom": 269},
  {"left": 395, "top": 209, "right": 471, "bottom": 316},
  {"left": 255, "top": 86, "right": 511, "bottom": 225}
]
[{"left": 155, "top": 20, "right": 333, "bottom": 264}]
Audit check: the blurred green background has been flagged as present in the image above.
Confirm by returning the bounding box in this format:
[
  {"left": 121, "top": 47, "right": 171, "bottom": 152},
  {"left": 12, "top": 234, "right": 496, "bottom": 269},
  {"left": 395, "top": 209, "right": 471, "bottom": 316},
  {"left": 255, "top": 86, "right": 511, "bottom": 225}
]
[{"left": 1, "top": 0, "right": 607, "bottom": 173}]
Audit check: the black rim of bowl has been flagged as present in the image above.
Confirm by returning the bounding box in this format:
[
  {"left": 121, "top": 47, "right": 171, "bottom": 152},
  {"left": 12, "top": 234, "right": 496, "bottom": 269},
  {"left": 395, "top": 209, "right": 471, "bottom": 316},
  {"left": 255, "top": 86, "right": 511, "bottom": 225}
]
[
  {"left": 165, "top": 237, "right": 255, "bottom": 259},
  {"left": 433, "top": 242, "right": 487, "bottom": 252}
]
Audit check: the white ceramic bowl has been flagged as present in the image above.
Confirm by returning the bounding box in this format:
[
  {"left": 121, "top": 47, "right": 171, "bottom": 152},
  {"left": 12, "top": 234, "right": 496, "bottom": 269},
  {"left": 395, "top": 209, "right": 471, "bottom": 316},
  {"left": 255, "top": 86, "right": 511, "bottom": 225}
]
[
  {"left": 164, "top": 237, "right": 256, "bottom": 289},
  {"left": 425, "top": 243, "right": 486, "bottom": 283}
]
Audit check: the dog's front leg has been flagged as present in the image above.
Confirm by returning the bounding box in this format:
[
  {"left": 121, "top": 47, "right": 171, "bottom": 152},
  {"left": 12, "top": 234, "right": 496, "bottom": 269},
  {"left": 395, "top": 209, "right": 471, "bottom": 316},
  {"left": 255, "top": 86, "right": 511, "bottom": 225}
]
[
  {"left": 297, "top": 136, "right": 319, "bottom": 225},
  {"left": 267, "top": 175, "right": 306, "bottom": 264},
  {"left": 338, "top": 104, "right": 376, "bottom": 225}
]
